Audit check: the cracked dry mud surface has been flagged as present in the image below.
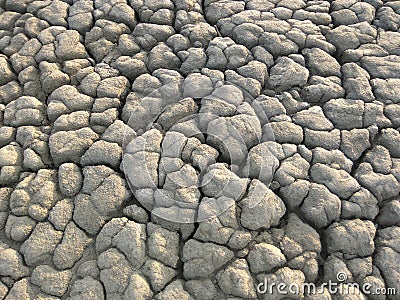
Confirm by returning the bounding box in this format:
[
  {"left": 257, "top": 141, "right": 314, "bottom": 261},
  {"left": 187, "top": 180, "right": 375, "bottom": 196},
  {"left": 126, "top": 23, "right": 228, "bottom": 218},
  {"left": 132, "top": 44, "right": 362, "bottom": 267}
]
[{"left": 0, "top": 0, "right": 400, "bottom": 299}]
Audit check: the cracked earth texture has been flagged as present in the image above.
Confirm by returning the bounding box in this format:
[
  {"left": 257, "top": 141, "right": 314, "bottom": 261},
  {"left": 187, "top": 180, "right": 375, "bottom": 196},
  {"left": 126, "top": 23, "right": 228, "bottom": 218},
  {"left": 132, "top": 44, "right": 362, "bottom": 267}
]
[{"left": 0, "top": 0, "right": 400, "bottom": 299}]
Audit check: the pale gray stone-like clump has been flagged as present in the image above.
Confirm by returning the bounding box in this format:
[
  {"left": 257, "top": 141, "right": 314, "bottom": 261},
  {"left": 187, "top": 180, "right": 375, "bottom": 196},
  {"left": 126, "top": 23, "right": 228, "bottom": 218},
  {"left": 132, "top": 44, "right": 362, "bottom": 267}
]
[
  {"left": 0, "top": 242, "right": 30, "bottom": 279},
  {"left": 257, "top": 267, "right": 306, "bottom": 299},
  {"left": 97, "top": 248, "right": 134, "bottom": 298},
  {"left": 31, "top": 265, "right": 72, "bottom": 297},
  {"left": 282, "top": 213, "right": 322, "bottom": 256},
  {"left": 20, "top": 222, "right": 63, "bottom": 266},
  {"left": 240, "top": 179, "right": 286, "bottom": 230},
  {"left": 155, "top": 280, "right": 193, "bottom": 300},
  {"left": 293, "top": 106, "right": 334, "bottom": 131},
  {"left": 325, "top": 219, "right": 376, "bottom": 258},
  {"left": 123, "top": 204, "right": 149, "bottom": 223},
  {"left": 342, "top": 188, "right": 379, "bottom": 221},
  {"left": 275, "top": 153, "right": 310, "bottom": 186},
  {"left": 96, "top": 217, "right": 147, "bottom": 270},
  {"left": 49, "top": 128, "right": 99, "bottom": 165},
  {"left": 217, "top": 259, "right": 257, "bottom": 299},
  {"left": 324, "top": 98, "right": 365, "bottom": 130},
  {"left": 142, "top": 259, "right": 177, "bottom": 292},
  {"left": 185, "top": 279, "right": 216, "bottom": 300},
  {"left": 80, "top": 140, "right": 122, "bottom": 169},
  {"left": 301, "top": 75, "right": 345, "bottom": 104},
  {"left": 340, "top": 128, "right": 371, "bottom": 161},
  {"left": 147, "top": 224, "right": 180, "bottom": 268},
  {"left": 53, "top": 221, "right": 92, "bottom": 269},
  {"left": 310, "top": 163, "right": 360, "bottom": 199},
  {"left": 375, "top": 227, "right": 400, "bottom": 294},
  {"left": 69, "top": 276, "right": 105, "bottom": 300},
  {"left": 4, "top": 96, "right": 45, "bottom": 127},
  {"left": 247, "top": 243, "right": 286, "bottom": 273},
  {"left": 58, "top": 163, "right": 82, "bottom": 197},
  {"left": 124, "top": 272, "right": 153, "bottom": 300},
  {"left": 48, "top": 198, "right": 74, "bottom": 231},
  {"left": 73, "top": 167, "right": 131, "bottom": 234},
  {"left": 268, "top": 56, "right": 309, "bottom": 92},
  {"left": 377, "top": 199, "right": 400, "bottom": 227},
  {"left": 9, "top": 169, "right": 64, "bottom": 222},
  {"left": 182, "top": 239, "right": 234, "bottom": 279},
  {"left": 244, "top": 142, "right": 280, "bottom": 184},
  {"left": 303, "top": 47, "right": 341, "bottom": 77},
  {"left": 355, "top": 162, "right": 400, "bottom": 202},
  {"left": 342, "top": 62, "right": 375, "bottom": 102},
  {"left": 5, "top": 214, "right": 36, "bottom": 242},
  {"left": 300, "top": 183, "right": 341, "bottom": 228}
]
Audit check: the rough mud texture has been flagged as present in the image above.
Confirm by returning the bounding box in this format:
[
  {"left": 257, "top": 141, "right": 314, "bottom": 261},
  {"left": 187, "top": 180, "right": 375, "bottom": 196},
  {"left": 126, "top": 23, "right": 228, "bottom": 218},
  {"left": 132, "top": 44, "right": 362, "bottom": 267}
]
[{"left": 0, "top": 0, "right": 400, "bottom": 299}]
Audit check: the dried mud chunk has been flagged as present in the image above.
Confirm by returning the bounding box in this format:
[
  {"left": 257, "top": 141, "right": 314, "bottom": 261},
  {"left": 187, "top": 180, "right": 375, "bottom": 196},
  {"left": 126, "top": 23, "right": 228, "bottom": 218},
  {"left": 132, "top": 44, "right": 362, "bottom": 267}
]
[
  {"left": 148, "top": 225, "right": 180, "bottom": 268},
  {"left": 4, "top": 96, "right": 45, "bottom": 127},
  {"left": 247, "top": 243, "right": 286, "bottom": 274},
  {"left": 216, "top": 259, "right": 257, "bottom": 299},
  {"left": 355, "top": 162, "right": 400, "bottom": 202},
  {"left": 240, "top": 179, "right": 286, "bottom": 230},
  {"left": 0, "top": 243, "right": 29, "bottom": 279},
  {"left": 55, "top": 30, "right": 88, "bottom": 60},
  {"left": 325, "top": 219, "right": 376, "bottom": 257},
  {"left": 301, "top": 76, "right": 345, "bottom": 104},
  {"left": 185, "top": 279, "right": 216, "bottom": 300},
  {"left": 361, "top": 55, "right": 400, "bottom": 79},
  {"left": 0, "top": 55, "right": 17, "bottom": 85},
  {"left": 324, "top": 98, "right": 364, "bottom": 130},
  {"left": 310, "top": 163, "right": 360, "bottom": 199},
  {"left": 342, "top": 62, "right": 374, "bottom": 101},
  {"left": 303, "top": 48, "right": 341, "bottom": 77},
  {"left": 182, "top": 239, "right": 234, "bottom": 279},
  {"left": 69, "top": 276, "right": 105, "bottom": 300},
  {"left": 281, "top": 213, "right": 321, "bottom": 260},
  {"left": 96, "top": 218, "right": 147, "bottom": 269},
  {"left": 98, "top": 248, "right": 133, "bottom": 297},
  {"left": 375, "top": 227, "right": 400, "bottom": 294},
  {"left": 268, "top": 57, "right": 309, "bottom": 92},
  {"left": 35, "top": 0, "right": 69, "bottom": 26},
  {"left": 31, "top": 265, "right": 72, "bottom": 297},
  {"left": 53, "top": 221, "right": 93, "bottom": 269},
  {"left": 340, "top": 129, "right": 371, "bottom": 161},
  {"left": 5, "top": 214, "right": 36, "bottom": 242},
  {"left": 342, "top": 188, "right": 379, "bottom": 221},
  {"left": 376, "top": 199, "right": 400, "bottom": 227},
  {"left": 300, "top": 183, "right": 341, "bottom": 228},
  {"left": 256, "top": 267, "right": 306, "bottom": 299},
  {"left": 124, "top": 272, "right": 153, "bottom": 300},
  {"left": 48, "top": 198, "right": 74, "bottom": 231},
  {"left": 49, "top": 128, "right": 99, "bottom": 165},
  {"left": 269, "top": 121, "right": 304, "bottom": 144},
  {"left": 20, "top": 222, "right": 63, "bottom": 266},
  {"left": 142, "top": 259, "right": 177, "bottom": 292},
  {"left": 81, "top": 140, "right": 122, "bottom": 169},
  {"left": 372, "top": 78, "right": 400, "bottom": 104},
  {"left": 275, "top": 154, "right": 310, "bottom": 186},
  {"left": 292, "top": 106, "right": 334, "bottom": 131},
  {"left": 58, "top": 163, "right": 82, "bottom": 197}
]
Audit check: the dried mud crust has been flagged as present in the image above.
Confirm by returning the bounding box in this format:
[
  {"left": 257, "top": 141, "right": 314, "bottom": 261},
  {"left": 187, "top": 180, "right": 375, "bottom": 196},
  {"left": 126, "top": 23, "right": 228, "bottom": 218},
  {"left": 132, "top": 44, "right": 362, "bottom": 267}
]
[{"left": 0, "top": 0, "right": 399, "bottom": 299}]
